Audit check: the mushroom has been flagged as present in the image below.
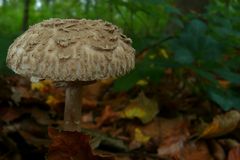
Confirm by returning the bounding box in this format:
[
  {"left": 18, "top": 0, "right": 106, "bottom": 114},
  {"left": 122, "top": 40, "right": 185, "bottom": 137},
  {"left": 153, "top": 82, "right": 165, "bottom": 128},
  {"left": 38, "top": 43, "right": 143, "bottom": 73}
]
[{"left": 6, "top": 18, "right": 135, "bottom": 132}]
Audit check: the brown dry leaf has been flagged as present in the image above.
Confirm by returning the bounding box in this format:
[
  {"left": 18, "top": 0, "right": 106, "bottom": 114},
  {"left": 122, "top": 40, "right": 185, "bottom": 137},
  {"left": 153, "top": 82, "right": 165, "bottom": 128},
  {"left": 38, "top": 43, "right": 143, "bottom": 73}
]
[
  {"left": 0, "top": 77, "right": 12, "bottom": 100},
  {"left": 157, "top": 117, "right": 190, "bottom": 158},
  {"left": 103, "top": 93, "right": 129, "bottom": 109},
  {"left": 7, "top": 76, "right": 32, "bottom": 103},
  {"left": 19, "top": 130, "right": 50, "bottom": 148},
  {"left": 82, "top": 79, "right": 113, "bottom": 109},
  {"left": 200, "top": 110, "right": 240, "bottom": 138},
  {"left": 227, "top": 145, "right": 240, "bottom": 160},
  {"left": 11, "top": 86, "right": 33, "bottom": 103},
  {"left": 82, "top": 112, "right": 94, "bottom": 123},
  {"left": 82, "top": 97, "right": 98, "bottom": 109},
  {"left": 181, "top": 141, "right": 214, "bottom": 160},
  {"left": 120, "top": 92, "right": 159, "bottom": 124},
  {"left": 218, "top": 80, "right": 230, "bottom": 89},
  {"left": 218, "top": 139, "right": 239, "bottom": 150},
  {"left": 95, "top": 105, "right": 119, "bottom": 127},
  {"left": 209, "top": 140, "right": 226, "bottom": 160},
  {"left": 48, "top": 128, "right": 101, "bottom": 160},
  {"left": 31, "top": 107, "right": 53, "bottom": 125},
  {"left": 0, "top": 133, "right": 21, "bottom": 160},
  {"left": 92, "top": 150, "right": 126, "bottom": 160},
  {"left": 126, "top": 117, "right": 189, "bottom": 157},
  {"left": 114, "top": 157, "right": 131, "bottom": 160},
  {"left": 2, "top": 117, "right": 49, "bottom": 149},
  {"left": 0, "top": 106, "right": 23, "bottom": 122}
]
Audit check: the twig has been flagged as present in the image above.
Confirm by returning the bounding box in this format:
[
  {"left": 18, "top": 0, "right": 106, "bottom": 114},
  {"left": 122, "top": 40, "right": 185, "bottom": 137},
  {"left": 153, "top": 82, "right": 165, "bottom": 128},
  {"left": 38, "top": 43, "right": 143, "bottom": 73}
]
[{"left": 136, "top": 36, "right": 175, "bottom": 59}]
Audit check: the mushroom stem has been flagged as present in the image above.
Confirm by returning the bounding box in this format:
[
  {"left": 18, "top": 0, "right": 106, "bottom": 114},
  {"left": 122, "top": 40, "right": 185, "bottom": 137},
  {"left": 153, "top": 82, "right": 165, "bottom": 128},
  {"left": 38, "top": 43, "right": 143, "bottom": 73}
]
[{"left": 64, "top": 82, "right": 83, "bottom": 132}]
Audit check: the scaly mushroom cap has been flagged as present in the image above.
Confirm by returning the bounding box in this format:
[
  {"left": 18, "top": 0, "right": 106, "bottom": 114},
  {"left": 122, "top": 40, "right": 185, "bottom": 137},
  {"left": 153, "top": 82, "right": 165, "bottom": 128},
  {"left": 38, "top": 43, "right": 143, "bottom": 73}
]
[{"left": 6, "top": 18, "right": 135, "bottom": 82}]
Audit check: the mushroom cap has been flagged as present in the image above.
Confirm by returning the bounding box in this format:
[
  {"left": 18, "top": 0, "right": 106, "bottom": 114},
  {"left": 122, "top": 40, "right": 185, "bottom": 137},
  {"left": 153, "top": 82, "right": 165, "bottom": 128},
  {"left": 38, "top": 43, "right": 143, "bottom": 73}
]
[{"left": 6, "top": 18, "right": 135, "bottom": 82}]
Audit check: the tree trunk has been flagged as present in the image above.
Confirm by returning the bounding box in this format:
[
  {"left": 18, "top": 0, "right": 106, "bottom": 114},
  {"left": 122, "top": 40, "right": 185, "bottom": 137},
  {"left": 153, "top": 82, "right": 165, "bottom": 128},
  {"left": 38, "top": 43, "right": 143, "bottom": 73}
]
[
  {"left": 22, "top": 0, "right": 30, "bottom": 32},
  {"left": 108, "top": 0, "right": 113, "bottom": 22},
  {"left": 175, "top": 0, "right": 209, "bottom": 13},
  {"left": 84, "top": 0, "right": 91, "bottom": 15},
  {"left": 45, "top": 0, "right": 50, "bottom": 6},
  {"left": 2, "top": 0, "right": 7, "bottom": 6}
]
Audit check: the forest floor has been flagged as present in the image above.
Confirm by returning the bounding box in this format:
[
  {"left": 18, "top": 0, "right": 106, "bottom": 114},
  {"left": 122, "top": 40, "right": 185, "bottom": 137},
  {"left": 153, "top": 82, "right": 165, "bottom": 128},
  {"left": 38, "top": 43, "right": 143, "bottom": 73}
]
[{"left": 0, "top": 75, "right": 239, "bottom": 160}]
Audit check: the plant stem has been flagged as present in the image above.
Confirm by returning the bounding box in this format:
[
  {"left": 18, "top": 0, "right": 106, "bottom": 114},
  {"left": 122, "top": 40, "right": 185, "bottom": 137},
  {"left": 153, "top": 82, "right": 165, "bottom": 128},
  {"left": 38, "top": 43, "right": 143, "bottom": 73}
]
[{"left": 64, "top": 82, "right": 83, "bottom": 132}]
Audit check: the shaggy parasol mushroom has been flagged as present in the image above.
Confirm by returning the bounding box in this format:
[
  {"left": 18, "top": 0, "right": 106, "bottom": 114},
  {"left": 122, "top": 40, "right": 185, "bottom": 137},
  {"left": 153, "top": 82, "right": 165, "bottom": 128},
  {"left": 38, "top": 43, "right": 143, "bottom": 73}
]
[{"left": 6, "top": 18, "right": 135, "bottom": 132}]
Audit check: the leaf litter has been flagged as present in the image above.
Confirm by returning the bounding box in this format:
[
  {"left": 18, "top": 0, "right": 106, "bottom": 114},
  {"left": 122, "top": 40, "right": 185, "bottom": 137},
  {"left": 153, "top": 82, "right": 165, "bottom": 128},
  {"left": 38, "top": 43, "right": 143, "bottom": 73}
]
[{"left": 0, "top": 75, "right": 240, "bottom": 160}]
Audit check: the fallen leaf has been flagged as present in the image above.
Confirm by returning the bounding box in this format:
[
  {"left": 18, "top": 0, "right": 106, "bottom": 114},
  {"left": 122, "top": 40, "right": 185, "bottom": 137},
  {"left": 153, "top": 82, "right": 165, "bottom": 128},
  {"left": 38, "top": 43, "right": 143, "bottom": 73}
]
[
  {"left": 134, "top": 128, "right": 150, "bottom": 144},
  {"left": 92, "top": 150, "right": 127, "bottom": 160},
  {"left": 228, "top": 145, "right": 240, "bottom": 160},
  {"left": 111, "top": 156, "right": 131, "bottom": 160},
  {"left": 126, "top": 117, "right": 190, "bottom": 157},
  {"left": 46, "top": 95, "right": 61, "bottom": 108},
  {"left": 181, "top": 141, "right": 214, "bottom": 160},
  {"left": 209, "top": 140, "right": 226, "bottom": 160},
  {"left": 82, "top": 79, "right": 113, "bottom": 109},
  {"left": 48, "top": 128, "right": 99, "bottom": 160},
  {"left": 19, "top": 130, "right": 50, "bottom": 148},
  {"left": 2, "top": 117, "right": 49, "bottom": 149},
  {"left": 136, "top": 79, "right": 148, "bottom": 86},
  {"left": 218, "top": 80, "right": 230, "bottom": 89},
  {"left": 120, "top": 92, "right": 159, "bottom": 124},
  {"left": 164, "top": 68, "right": 173, "bottom": 75},
  {"left": 159, "top": 49, "right": 169, "bottom": 59},
  {"left": 0, "top": 106, "right": 23, "bottom": 122},
  {"left": 31, "top": 107, "right": 53, "bottom": 125},
  {"left": 82, "top": 128, "right": 128, "bottom": 151},
  {"left": 31, "top": 80, "right": 65, "bottom": 110},
  {"left": 82, "top": 97, "right": 98, "bottom": 109},
  {"left": 103, "top": 93, "right": 129, "bottom": 109},
  {"left": 157, "top": 117, "right": 190, "bottom": 158},
  {"left": 0, "top": 77, "right": 12, "bottom": 100},
  {"left": 200, "top": 110, "right": 240, "bottom": 138},
  {"left": 218, "top": 139, "right": 239, "bottom": 150},
  {"left": 129, "top": 128, "right": 151, "bottom": 150},
  {"left": 82, "top": 112, "right": 94, "bottom": 123},
  {"left": 31, "top": 80, "right": 52, "bottom": 93},
  {"left": 11, "top": 86, "right": 33, "bottom": 102},
  {"left": 0, "top": 133, "right": 21, "bottom": 160},
  {"left": 95, "top": 105, "right": 119, "bottom": 127}
]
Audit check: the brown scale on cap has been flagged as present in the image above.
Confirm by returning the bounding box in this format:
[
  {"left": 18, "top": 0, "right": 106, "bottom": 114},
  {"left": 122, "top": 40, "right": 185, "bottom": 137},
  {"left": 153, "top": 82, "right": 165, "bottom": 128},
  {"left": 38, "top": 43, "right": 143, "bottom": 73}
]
[{"left": 7, "top": 18, "right": 135, "bottom": 82}]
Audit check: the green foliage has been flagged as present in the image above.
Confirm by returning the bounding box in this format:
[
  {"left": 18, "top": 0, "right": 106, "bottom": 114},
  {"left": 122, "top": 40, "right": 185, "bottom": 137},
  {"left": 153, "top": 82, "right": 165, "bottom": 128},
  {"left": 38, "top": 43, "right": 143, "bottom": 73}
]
[
  {"left": 0, "top": 33, "right": 19, "bottom": 74},
  {"left": 0, "top": 0, "right": 240, "bottom": 110},
  {"left": 115, "top": 1, "right": 240, "bottom": 110},
  {"left": 208, "top": 87, "right": 240, "bottom": 111}
]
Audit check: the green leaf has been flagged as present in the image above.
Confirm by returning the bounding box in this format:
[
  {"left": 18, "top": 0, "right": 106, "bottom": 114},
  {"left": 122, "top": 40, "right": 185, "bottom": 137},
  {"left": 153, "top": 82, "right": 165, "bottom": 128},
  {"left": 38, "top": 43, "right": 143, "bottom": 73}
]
[
  {"left": 193, "top": 68, "right": 217, "bottom": 84},
  {"left": 138, "top": 0, "right": 164, "bottom": 5},
  {"left": 208, "top": 88, "right": 240, "bottom": 110},
  {"left": 178, "top": 32, "right": 196, "bottom": 50},
  {"left": 174, "top": 48, "right": 194, "bottom": 64},
  {"left": 214, "top": 69, "right": 240, "bottom": 84},
  {"left": 137, "top": 58, "right": 165, "bottom": 82},
  {"left": 0, "top": 35, "right": 16, "bottom": 74},
  {"left": 224, "top": 56, "right": 240, "bottom": 70},
  {"left": 113, "top": 70, "right": 140, "bottom": 91},
  {"left": 164, "top": 5, "right": 181, "bottom": 15},
  {"left": 187, "top": 19, "right": 207, "bottom": 35}
]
